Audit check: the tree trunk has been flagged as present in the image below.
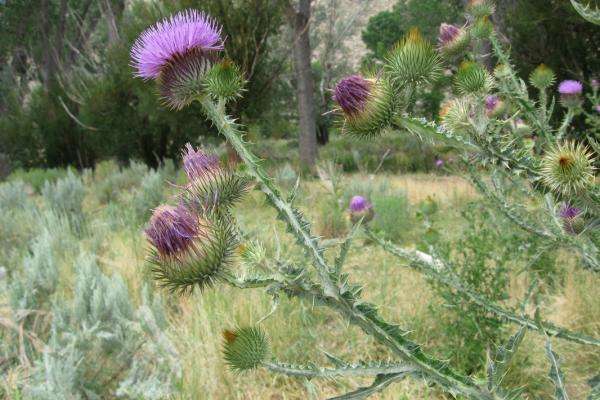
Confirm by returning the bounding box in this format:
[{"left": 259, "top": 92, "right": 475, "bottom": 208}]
[{"left": 289, "top": 0, "right": 318, "bottom": 171}]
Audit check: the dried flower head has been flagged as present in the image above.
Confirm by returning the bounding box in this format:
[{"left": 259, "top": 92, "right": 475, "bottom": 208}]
[
  {"left": 438, "top": 23, "right": 470, "bottom": 58},
  {"left": 131, "top": 10, "right": 224, "bottom": 109},
  {"left": 146, "top": 203, "right": 237, "bottom": 293},
  {"left": 349, "top": 195, "right": 374, "bottom": 224},
  {"left": 333, "top": 75, "right": 395, "bottom": 137},
  {"left": 181, "top": 144, "right": 251, "bottom": 211},
  {"left": 540, "top": 141, "right": 595, "bottom": 196}
]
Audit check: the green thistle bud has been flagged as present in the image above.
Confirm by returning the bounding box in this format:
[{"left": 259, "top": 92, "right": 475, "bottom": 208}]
[
  {"left": 529, "top": 64, "right": 556, "bottom": 91},
  {"left": 454, "top": 62, "right": 494, "bottom": 95},
  {"left": 385, "top": 28, "right": 442, "bottom": 87},
  {"left": 333, "top": 75, "right": 395, "bottom": 138},
  {"left": 540, "top": 141, "right": 596, "bottom": 196},
  {"left": 471, "top": 16, "right": 493, "bottom": 40},
  {"left": 223, "top": 327, "right": 269, "bottom": 371},
  {"left": 204, "top": 59, "right": 244, "bottom": 102},
  {"left": 441, "top": 98, "right": 473, "bottom": 133},
  {"left": 468, "top": 0, "right": 495, "bottom": 18},
  {"left": 493, "top": 64, "right": 511, "bottom": 80}
]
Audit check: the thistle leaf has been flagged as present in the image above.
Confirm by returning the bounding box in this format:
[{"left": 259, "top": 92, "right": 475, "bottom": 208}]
[
  {"left": 570, "top": 0, "right": 600, "bottom": 25},
  {"left": 487, "top": 325, "right": 527, "bottom": 390},
  {"left": 544, "top": 338, "right": 570, "bottom": 400}
]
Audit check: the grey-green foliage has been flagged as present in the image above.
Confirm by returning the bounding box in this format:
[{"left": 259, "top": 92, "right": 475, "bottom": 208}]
[
  {"left": 8, "top": 229, "right": 57, "bottom": 316},
  {"left": 41, "top": 169, "right": 86, "bottom": 234},
  {"left": 0, "top": 179, "right": 28, "bottom": 209},
  {"left": 134, "top": 169, "right": 165, "bottom": 221},
  {"left": 25, "top": 253, "right": 180, "bottom": 399}
]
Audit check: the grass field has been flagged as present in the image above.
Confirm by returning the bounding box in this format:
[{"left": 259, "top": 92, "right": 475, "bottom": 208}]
[{"left": 2, "top": 165, "right": 600, "bottom": 399}]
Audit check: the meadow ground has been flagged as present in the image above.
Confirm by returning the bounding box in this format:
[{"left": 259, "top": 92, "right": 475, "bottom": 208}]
[{"left": 2, "top": 168, "right": 600, "bottom": 399}]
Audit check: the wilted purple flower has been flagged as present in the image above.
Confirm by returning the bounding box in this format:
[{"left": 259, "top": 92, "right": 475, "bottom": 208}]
[
  {"left": 435, "top": 159, "right": 444, "bottom": 167},
  {"left": 182, "top": 143, "right": 221, "bottom": 182},
  {"left": 438, "top": 23, "right": 470, "bottom": 57},
  {"left": 349, "top": 195, "right": 374, "bottom": 224},
  {"left": 333, "top": 75, "right": 373, "bottom": 115},
  {"left": 131, "top": 10, "right": 223, "bottom": 80},
  {"left": 558, "top": 80, "right": 583, "bottom": 95},
  {"left": 439, "top": 23, "right": 461, "bottom": 45},
  {"left": 146, "top": 204, "right": 198, "bottom": 257}
]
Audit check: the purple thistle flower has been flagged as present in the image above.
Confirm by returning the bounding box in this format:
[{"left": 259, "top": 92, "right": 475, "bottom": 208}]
[
  {"left": 131, "top": 10, "right": 224, "bottom": 80},
  {"left": 146, "top": 204, "right": 199, "bottom": 257},
  {"left": 558, "top": 80, "right": 583, "bottom": 95},
  {"left": 592, "top": 79, "right": 599, "bottom": 89},
  {"left": 436, "top": 159, "right": 444, "bottom": 167},
  {"left": 182, "top": 143, "right": 221, "bottom": 181},
  {"left": 485, "top": 95, "right": 498, "bottom": 112},
  {"left": 439, "top": 23, "right": 461, "bottom": 46},
  {"left": 595, "top": 105, "right": 600, "bottom": 113},
  {"left": 350, "top": 195, "right": 371, "bottom": 213},
  {"left": 333, "top": 75, "right": 373, "bottom": 115},
  {"left": 559, "top": 203, "right": 581, "bottom": 220}
]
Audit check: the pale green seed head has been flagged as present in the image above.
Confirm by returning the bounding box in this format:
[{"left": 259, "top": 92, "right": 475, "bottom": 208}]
[{"left": 540, "top": 141, "right": 596, "bottom": 196}]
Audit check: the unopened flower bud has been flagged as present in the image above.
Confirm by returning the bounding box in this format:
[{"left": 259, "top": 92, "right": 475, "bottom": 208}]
[
  {"left": 559, "top": 203, "right": 585, "bottom": 235},
  {"left": 204, "top": 59, "right": 244, "bottom": 102},
  {"left": 385, "top": 28, "right": 442, "bottom": 86},
  {"left": 438, "top": 23, "right": 470, "bottom": 58},
  {"left": 454, "top": 62, "right": 494, "bottom": 94},
  {"left": 529, "top": 64, "right": 556, "bottom": 91},
  {"left": 485, "top": 95, "right": 506, "bottom": 118},
  {"left": 471, "top": 16, "right": 493, "bottom": 40},
  {"left": 468, "top": 0, "right": 495, "bottom": 18},
  {"left": 223, "top": 326, "right": 269, "bottom": 371}
]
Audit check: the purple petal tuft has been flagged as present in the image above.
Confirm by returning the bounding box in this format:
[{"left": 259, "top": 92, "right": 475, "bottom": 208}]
[
  {"left": 558, "top": 80, "right": 583, "bottom": 95},
  {"left": 333, "top": 75, "right": 373, "bottom": 115}
]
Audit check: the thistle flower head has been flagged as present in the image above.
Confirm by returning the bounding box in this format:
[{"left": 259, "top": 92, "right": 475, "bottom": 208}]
[
  {"left": 441, "top": 97, "right": 473, "bottom": 134},
  {"left": 146, "top": 204, "right": 237, "bottom": 293},
  {"left": 558, "top": 80, "right": 583, "bottom": 95},
  {"left": 559, "top": 203, "right": 585, "bottom": 235},
  {"left": 558, "top": 80, "right": 583, "bottom": 108},
  {"left": 529, "top": 64, "right": 556, "bottom": 91},
  {"left": 485, "top": 95, "right": 506, "bottom": 118},
  {"left": 467, "top": 0, "right": 495, "bottom": 18},
  {"left": 385, "top": 28, "right": 442, "bottom": 86},
  {"left": 540, "top": 141, "right": 596, "bottom": 196},
  {"left": 454, "top": 61, "right": 494, "bottom": 94},
  {"left": 222, "top": 326, "right": 269, "bottom": 371},
  {"left": 131, "top": 10, "right": 224, "bottom": 109},
  {"left": 146, "top": 204, "right": 197, "bottom": 257},
  {"left": 204, "top": 59, "right": 245, "bottom": 102},
  {"left": 438, "top": 23, "right": 470, "bottom": 58},
  {"left": 181, "top": 144, "right": 251, "bottom": 211},
  {"left": 471, "top": 16, "right": 493, "bottom": 39},
  {"left": 592, "top": 79, "right": 599, "bottom": 89},
  {"left": 349, "top": 195, "right": 374, "bottom": 224},
  {"left": 333, "top": 75, "right": 395, "bottom": 137},
  {"left": 595, "top": 105, "right": 600, "bottom": 113},
  {"left": 436, "top": 159, "right": 444, "bottom": 167}
]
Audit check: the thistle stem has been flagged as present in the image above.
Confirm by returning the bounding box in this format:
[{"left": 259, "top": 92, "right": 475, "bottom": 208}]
[
  {"left": 262, "top": 360, "right": 419, "bottom": 379},
  {"left": 557, "top": 108, "right": 575, "bottom": 140}
]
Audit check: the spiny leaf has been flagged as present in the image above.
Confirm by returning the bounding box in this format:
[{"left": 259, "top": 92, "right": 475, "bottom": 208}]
[
  {"left": 487, "top": 325, "right": 527, "bottom": 390},
  {"left": 327, "top": 373, "right": 413, "bottom": 400},
  {"left": 544, "top": 338, "right": 570, "bottom": 400},
  {"left": 571, "top": 0, "right": 600, "bottom": 25}
]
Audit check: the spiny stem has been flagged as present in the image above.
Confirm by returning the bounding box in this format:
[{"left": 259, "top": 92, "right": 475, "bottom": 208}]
[{"left": 262, "top": 360, "right": 419, "bottom": 379}]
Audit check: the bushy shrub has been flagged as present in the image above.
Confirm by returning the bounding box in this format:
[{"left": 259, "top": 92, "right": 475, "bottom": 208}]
[
  {"left": 134, "top": 169, "right": 165, "bottom": 221},
  {"left": 8, "top": 168, "right": 68, "bottom": 193},
  {"left": 41, "top": 170, "right": 86, "bottom": 234}
]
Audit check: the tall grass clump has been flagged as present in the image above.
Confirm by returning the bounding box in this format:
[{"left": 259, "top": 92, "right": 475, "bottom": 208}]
[{"left": 41, "top": 169, "right": 86, "bottom": 234}]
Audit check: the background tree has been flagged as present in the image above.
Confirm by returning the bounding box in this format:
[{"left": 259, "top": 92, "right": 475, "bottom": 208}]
[{"left": 288, "top": 0, "right": 318, "bottom": 170}]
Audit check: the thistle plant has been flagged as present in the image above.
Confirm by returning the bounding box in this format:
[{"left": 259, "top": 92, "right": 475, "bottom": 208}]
[{"left": 132, "top": 6, "right": 600, "bottom": 399}]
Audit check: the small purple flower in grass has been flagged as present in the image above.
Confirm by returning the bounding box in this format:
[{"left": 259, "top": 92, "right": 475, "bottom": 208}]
[
  {"left": 436, "top": 159, "right": 444, "bottom": 168},
  {"left": 349, "top": 195, "right": 374, "bottom": 224},
  {"left": 334, "top": 76, "right": 373, "bottom": 115},
  {"left": 559, "top": 203, "right": 584, "bottom": 235},
  {"left": 558, "top": 80, "right": 583, "bottom": 108},
  {"left": 131, "top": 10, "right": 224, "bottom": 110}
]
